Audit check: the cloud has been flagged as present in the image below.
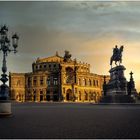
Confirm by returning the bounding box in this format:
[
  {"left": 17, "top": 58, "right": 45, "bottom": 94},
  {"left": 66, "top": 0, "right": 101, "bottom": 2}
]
[{"left": 79, "top": 1, "right": 125, "bottom": 10}]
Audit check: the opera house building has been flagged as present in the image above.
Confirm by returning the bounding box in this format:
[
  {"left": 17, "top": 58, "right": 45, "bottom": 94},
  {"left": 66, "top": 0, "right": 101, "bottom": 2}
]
[{"left": 9, "top": 51, "right": 109, "bottom": 103}]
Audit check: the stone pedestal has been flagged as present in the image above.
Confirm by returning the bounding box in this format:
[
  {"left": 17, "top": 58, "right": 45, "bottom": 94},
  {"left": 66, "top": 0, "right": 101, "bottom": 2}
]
[
  {"left": 0, "top": 84, "right": 9, "bottom": 100},
  {"left": 107, "top": 65, "right": 128, "bottom": 95},
  {"left": 100, "top": 65, "right": 136, "bottom": 103},
  {"left": 0, "top": 100, "right": 12, "bottom": 117},
  {"left": 0, "top": 84, "right": 12, "bottom": 117}
]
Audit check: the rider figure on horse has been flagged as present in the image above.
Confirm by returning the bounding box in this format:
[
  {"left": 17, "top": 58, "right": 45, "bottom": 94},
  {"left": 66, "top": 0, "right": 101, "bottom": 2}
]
[
  {"left": 110, "top": 45, "right": 124, "bottom": 67},
  {"left": 113, "top": 45, "right": 119, "bottom": 60}
]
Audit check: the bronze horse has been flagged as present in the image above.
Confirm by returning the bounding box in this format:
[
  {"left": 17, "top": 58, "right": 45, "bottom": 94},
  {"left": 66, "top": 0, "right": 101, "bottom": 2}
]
[{"left": 110, "top": 46, "right": 124, "bottom": 67}]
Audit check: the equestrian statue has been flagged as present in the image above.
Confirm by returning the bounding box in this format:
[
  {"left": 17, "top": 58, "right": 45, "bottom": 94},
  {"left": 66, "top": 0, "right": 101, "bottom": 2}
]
[{"left": 110, "top": 45, "right": 124, "bottom": 68}]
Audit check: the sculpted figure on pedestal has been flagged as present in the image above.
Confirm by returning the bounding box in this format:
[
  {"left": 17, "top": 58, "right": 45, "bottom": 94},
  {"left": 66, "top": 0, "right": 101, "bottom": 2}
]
[{"left": 110, "top": 45, "right": 124, "bottom": 67}]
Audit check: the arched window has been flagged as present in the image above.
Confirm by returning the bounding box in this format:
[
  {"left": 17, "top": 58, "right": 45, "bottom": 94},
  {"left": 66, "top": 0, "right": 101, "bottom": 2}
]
[
  {"left": 90, "top": 93, "right": 94, "bottom": 100},
  {"left": 78, "top": 79, "right": 81, "bottom": 86},
  {"left": 93, "top": 80, "right": 96, "bottom": 86},
  {"left": 40, "top": 90, "right": 43, "bottom": 101},
  {"left": 85, "top": 92, "right": 88, "bottom": 100},
  {"left": 44, "top": 64, "right": 47, "bottom": 68},
  {"left": 66, "top": 67, "right": 74, "bottom": 84},
  {"left": 40, "top": 76, "right": 44, "bottom": 85},
  {"left": 96, "top": 80, "right": 99, "bottom": 87},
  {"left": 33, "top": 90, "right": 36, "bottom": 101},
  {"left": 93, "top": 92, "right": 96, "bottom": 102},
  {"left": 49, "top": 64, "right": 51, "bottom": 70},
  {"left": 27, "top": 77, "right": 32, "bottom": 87},
  {"left": 89, "top": 79, "right": 92, "bottom": 86},
  {"left": 84, "top": 67, "right": 86, "bottom": 72},
  {"left": 79, "top": 91, "right": 81, "bottom": 101},
  {"left": 53, "top": 77, "right": 58, "bottom": 85},
  {"left": 33, "top": 76, "right": 37, "bottom": 86},
  {"left": 47, "top": 77, "right": 50, "bottom": 86}
]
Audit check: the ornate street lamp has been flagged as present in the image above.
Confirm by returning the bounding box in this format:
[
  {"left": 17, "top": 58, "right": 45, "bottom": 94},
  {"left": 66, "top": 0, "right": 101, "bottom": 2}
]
[{"left": 0, "top": 25, "right": 19, "bottom": 116}]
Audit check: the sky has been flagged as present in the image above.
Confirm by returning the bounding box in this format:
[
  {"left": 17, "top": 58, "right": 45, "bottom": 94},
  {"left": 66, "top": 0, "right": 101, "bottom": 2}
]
[{"left": 0, "top": 1, "right": 140, "bottom": 91}]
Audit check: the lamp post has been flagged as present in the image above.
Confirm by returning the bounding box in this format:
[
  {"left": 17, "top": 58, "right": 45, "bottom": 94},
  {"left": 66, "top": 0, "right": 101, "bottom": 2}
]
[{"left": 0, "top": 25, "right": 19, "bottom": 116}]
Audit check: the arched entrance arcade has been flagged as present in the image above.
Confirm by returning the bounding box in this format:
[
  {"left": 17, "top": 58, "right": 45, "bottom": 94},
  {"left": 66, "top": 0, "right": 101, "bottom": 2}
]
[{"left": 66, "top": 89, "right": 73, "bottom": 101}]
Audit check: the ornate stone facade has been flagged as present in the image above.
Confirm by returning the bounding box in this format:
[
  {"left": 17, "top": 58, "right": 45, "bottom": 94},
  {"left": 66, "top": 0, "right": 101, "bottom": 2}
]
[{"left": 9, "top": 51, "right": 109, "bottom": 102}]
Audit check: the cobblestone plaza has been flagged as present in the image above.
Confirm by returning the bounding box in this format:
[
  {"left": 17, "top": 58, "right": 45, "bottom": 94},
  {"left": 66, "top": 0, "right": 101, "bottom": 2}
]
[{"left": 1, "top": 102, "right": 140, "bottom": 139}]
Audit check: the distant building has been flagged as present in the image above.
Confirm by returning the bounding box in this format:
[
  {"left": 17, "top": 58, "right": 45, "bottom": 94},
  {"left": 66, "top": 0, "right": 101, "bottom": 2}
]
[{"left": 9, "top": 51, "right": 109, "bottom": 102}]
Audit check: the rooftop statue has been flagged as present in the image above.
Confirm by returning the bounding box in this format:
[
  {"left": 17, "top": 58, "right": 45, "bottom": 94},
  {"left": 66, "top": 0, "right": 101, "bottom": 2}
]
[
  {"left": 64, "top": 50, "right": 72, "bottom": 62},
  {"left": 110, "top": 45, "right": 124, "bottom": 68}
]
